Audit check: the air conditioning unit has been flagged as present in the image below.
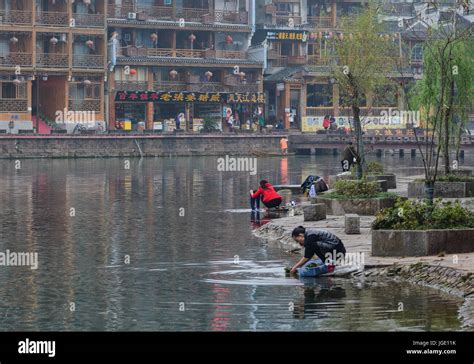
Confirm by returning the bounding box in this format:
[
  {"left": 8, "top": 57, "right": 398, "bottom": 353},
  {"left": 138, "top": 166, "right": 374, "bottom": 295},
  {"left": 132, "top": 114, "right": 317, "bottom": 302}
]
[{"left": 127, "top": 12, "right": 137, "bottom": 20}]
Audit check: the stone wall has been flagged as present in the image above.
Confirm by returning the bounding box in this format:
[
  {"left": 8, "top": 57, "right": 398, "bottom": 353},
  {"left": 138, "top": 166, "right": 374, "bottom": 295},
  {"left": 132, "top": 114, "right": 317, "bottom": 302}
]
[{"left": 0, "top": 134, "right": 284, "bottom": 158}]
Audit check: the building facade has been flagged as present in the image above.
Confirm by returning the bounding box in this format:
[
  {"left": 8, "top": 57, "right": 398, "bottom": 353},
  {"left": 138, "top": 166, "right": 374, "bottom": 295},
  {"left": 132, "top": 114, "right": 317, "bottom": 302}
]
[
  {"left": 0, "top": 0, "right": 107, "bottom": 133},
  {"left": 107, "top": 0, "right": 265, "bottom": 131}
]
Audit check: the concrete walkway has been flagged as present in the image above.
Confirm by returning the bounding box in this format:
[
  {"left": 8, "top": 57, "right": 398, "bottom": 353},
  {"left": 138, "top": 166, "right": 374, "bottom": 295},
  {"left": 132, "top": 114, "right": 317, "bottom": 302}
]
[{"left": 254, "top": 172, "right": 474, "bottom": 274}]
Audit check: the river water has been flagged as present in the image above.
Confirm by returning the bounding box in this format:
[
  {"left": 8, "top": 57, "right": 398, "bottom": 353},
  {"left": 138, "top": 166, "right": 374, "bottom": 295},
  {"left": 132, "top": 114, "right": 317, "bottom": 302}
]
[{"left": 0, "top": 154, "right": 472, "bottom": 331}]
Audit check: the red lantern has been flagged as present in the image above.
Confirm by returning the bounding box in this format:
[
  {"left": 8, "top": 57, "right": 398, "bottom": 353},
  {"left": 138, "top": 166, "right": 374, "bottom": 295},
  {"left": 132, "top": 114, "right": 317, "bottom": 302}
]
[
  {"left": 225, "top": 35, "right": 233, "bottom": 44},
  {"left": 188, "top": 34, "right": 196, "bottom": 43},
  {"left": 150, "top": 33, "right": 158, "bottom": 43},
  {"left": 130, "top": 69, "right": 137, "bottom": 75},
  {"left": 86, "top": 40, "right": 94, "bottom": 48},
  {"left": 50, "top": 37, "right": 58, "bottom": 45},
  {"left": 205, "top": 71, "right": 213, "bottom": 80}
]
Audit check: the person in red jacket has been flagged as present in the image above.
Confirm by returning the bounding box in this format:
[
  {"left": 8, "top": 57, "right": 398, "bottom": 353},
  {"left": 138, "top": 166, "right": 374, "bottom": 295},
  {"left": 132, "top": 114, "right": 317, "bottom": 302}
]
[{"left": 250, "top": 180, "right": 282, "bottom": 211}]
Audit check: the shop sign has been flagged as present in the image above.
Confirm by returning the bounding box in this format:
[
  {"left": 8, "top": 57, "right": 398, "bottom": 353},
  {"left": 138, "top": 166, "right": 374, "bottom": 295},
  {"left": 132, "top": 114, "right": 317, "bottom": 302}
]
[
  {"left": 115, "top": 91, "right": 224, "bottom": 103},
  {"left": 266, "top": 31, "right": 308, "bottom": 42},
  {"left": 226, "top": 93, "right": 265, "bottom": 103}
]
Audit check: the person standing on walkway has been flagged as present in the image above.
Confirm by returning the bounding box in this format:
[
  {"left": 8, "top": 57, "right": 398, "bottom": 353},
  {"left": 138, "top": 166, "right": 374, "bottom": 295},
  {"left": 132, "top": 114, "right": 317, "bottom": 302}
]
[
  {"left": 258, "top": 115, "right": 265, "bottom": 132},
  {"left": 280, "top": 137, "right": 288, "bottom": 155}
]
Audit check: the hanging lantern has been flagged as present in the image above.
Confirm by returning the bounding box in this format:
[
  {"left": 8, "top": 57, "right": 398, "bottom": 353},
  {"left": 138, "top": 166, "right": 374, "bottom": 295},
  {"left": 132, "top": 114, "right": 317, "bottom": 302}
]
[
  {"left": 150, "top": 33, "right": 158, "bottom": 43},
  {"left": 225, "top": 35, "right": 233, "bottom": 44},
  {"left": 205, "top": 71, "right": 213, "bottom": 80},
  {"left": 130, "top": 68, "right": 137, "bottom": 75},
  {"left": 169, "top": 69, "right": 178, "bottom": 79},
  {"left": 83, "top": 79, "right": 91, "bottom": 85},
  {"left": 239, "top": 71, "right": 246, "bottom": 79},
  {"left": 338, "top": 33, "right": 344, "bottom": 40},
  {"left": 111, "top": 31, "right": 119, "bottom": 40},
  {"left": 188, "top": 33, "right": 196, "bottom": 43},
  {"left": 328, "top": 32, "right": 333, "bottom": 39},
  {"left": 10, "top": 36, "right": 19, "bottom": 44},
  {"left": 50, "top": 36, "right": 58, "bottom": 45},
  {"left": 83, "top": 0, "right": 92, "bottom": 5},
  {"left": 318, "top": 32, "right": 323, "bottom": 39},
  {"left": 12, "top": 78, "right": 21, "bottom": 85},
  {"left": 86, "top": 39, "right": 94, "bottom": 48}
]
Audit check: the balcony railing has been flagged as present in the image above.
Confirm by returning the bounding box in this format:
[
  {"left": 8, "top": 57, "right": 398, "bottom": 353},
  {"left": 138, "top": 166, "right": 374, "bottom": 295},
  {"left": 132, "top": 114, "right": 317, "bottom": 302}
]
[
  {"left": 0, "top": 98, "right": 28, "bottom": 112},
  {"left": 120, "top": 47, "right": 204, "bottom": 58},
  {"left": 214, "top": 10, "right": 248, "bottom": 24},
  {"left": 69, "top": 99, "right": 101, "bottom": 112},
  {"left": 73, "top": 13, "right": 105, "bottom": 28},
  {"left": 153, "top": 81, "right": 187, "bottom": 92},
  {"left": 187, "top": 82, "right": 227, "bottom": 92},
  {"left": 35, "top": 11, "right": 69, "bottom": 27},
  {"left": 176, "top": 7, "right": 208, "bottom": 21},
  {"left": 275, "top": 14, "right": 302, "bottom": 27},
  {"left": 306, "top": 16, "right": 333, "bottom": 28},
  {"left": 287, "top": 55, "right": 307, "bottom": 65},
  {"left": 36, "top": 53, "right": 69, "bottom": 68},
  {"left": 0, "top": 10, "right": 32, "bottom": 25},
  {"left": 114, "top": 81, "right": 148, "bottom": 92},
  {"left": 0, "top": 53, "right": 33, "bottom": 67},
  {"left": 73, "top": 54, "right": 105, "bottom": 69},
  {"left": 215, "top": 50, "right": 247, "bottom": 59},
  {"left": 270, "top": 56, "right": 288, "bottom": 68},
  {"left": 233, "top": 83, "right": 259, "bottom": 93},
  {"left": 107, "top": 5, "right": 208, "bottom": 22}
]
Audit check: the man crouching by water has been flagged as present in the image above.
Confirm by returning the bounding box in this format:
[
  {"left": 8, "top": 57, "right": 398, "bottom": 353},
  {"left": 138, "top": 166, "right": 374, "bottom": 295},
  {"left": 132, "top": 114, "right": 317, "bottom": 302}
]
[{"left": 290, "top": 226, "right": 346, "bottom": 274}]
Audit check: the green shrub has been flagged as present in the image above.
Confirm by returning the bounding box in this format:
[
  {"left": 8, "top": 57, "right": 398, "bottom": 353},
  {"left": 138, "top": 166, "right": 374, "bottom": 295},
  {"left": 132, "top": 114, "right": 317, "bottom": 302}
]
[
  {"left": 372, "top": 198, "right": 474, "bottom": 230},
  {"left": 328, "top": 179, "right": 382, "bottom": 199},
  {"left": 366, "top": 161, "right": 385, "bottom": 174},
  {"left": 436, "top": 175, "right": 474, "bottom": 182}
]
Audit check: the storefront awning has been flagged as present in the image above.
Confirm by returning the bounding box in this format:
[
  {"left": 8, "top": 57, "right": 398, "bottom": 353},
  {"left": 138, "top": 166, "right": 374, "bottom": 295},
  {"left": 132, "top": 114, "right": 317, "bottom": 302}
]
[{"left": 115, "top": 91, "right": 265, "bottom": 103}]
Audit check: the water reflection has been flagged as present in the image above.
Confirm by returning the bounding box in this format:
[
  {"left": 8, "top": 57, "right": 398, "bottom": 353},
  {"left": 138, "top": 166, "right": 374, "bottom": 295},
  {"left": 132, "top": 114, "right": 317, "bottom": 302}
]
[{"left": 0, "top": 155, "right": 470, "bottom": 331}]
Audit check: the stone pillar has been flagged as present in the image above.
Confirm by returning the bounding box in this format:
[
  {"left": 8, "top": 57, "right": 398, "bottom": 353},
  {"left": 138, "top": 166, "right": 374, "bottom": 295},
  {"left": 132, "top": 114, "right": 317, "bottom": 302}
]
[
  {"left": 303, "top": 203, "right": 327, "bottom": 221},
  {"left": 345, "top": 214, "right": 360, "bottom": 234}
]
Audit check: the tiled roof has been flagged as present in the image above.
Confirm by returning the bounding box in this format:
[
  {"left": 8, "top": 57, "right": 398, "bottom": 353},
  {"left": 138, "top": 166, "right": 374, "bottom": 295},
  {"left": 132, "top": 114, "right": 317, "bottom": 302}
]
[
  {"left": 264, "top": 66, "right": 304, "bottom": 82},
  {"left": 116, "top": 56, "right": 263, "bottom": 66}
]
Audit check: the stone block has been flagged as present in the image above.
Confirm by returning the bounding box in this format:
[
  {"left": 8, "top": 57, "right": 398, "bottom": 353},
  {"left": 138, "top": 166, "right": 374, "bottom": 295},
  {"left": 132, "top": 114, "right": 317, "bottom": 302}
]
[
  {"left": 345, "top": 214, "right": 360, "bottom": 234},
  {"left": 303, "top": 203, "right": 326, "bottom": 221}
]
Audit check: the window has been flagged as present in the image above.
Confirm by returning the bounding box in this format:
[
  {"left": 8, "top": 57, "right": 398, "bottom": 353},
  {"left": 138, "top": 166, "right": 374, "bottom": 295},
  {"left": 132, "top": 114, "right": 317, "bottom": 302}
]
[
  {"left": 412, "top": 44, "right": 423, "bottom": 62},
  {"left": 0, "top": 82, "right": 26, "bottom": 99},
  {"left": 276, "top": 3, "right": 300, "bottom": 15},
  {"left": 307, "top": 84, "right": 332, "bottom": 107}
]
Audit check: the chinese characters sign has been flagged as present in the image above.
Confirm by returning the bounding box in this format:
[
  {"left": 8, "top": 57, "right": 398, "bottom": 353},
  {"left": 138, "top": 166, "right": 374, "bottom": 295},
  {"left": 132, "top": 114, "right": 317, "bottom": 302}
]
[
  {"left": 266, "top": 31, "right": 308, "bottom": 42},
  {"left": 115, "top": 91, "right": 265, "bottom": 104}
]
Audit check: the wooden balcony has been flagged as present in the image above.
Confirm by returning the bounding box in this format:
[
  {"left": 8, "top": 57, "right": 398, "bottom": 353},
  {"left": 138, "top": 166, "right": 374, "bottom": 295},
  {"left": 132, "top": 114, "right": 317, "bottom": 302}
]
[
  {"left": 69, "top": 99, "right": 101, "bottom": 112},
  {"left": 36, "top": 53, "right": 69, "bottom": 68},
  {"left": 288, "top": 55, "right": 307, "bottom": 65},
  {"left": 107, "top": 4, "right": 208, "bottom": 22},
  {"left": 215, "top": 50, "right": 247, "bottom": 59},
  {"left": 0, "top": 53, "right": 33, "bottom": 67},
  {"left": 0, "top": 98, "right": 28, "bottom": 112},
  {"left": 307, "top": 16, "right": 333, "bottom": 28},
  {"left": 73, "top": 13, "right": 105, "bottom": 28},
  {"left": 153, "top": 81, "right": 187, "bottom": 92},
  {"left": 73, "top": 54, "right": 105, "bottom": 69},
  {"left": 35, "top": 11, "right": 69, "bottom": 27},
  {"left": 187, "top": 82, "right": 228, "bottom": 92},
  {"left": 233, "top": 83, "right": 259, "bottom": 93},
  {"left": 275, "top": 14, "right": 302, "bottom": 26},
  {"left": 270, "top": 56, "right": 288, "bottom": 68},
  {"left": 114, "top": 81, "right": 148, "bottom": 92},
  {"left": 214, "top": 10, "right": 248, "bottom": 24},
  {"left": 0, "top": 10, "right": 32, "bottom": 25}
]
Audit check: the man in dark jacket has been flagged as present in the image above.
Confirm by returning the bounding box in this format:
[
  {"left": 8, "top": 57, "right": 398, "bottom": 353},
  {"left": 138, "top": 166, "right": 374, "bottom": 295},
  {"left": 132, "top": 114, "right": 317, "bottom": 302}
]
[
  {"left": 290, "top": 226, "right": 346, "bottom": 274},
  {"left": 341, "top": 142, "right": 358, "bottom": 172}
]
